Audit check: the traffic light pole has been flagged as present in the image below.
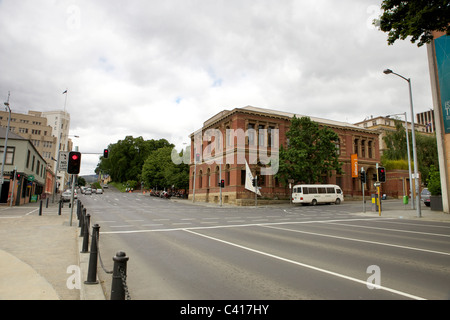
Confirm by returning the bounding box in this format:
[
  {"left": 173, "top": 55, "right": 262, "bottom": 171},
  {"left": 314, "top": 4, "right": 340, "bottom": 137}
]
[
  {"left": 376, "top": 163, "right": 381, "bottom": 216},
  {"left": 361, "top": 167, "right": 365, "bottom": 213}
]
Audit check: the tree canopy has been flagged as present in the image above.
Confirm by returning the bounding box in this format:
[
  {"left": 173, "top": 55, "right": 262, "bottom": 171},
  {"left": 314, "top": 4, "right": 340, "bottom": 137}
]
[
  {"left": 276, "top": 116, "right": 342, "bottom": 185},
  {"left": 377, "top": 0, "right": 450, "bottom": 47},
  {"left": 382, "top": 119, "right": 438, "bottom": 183},
  {"left": 96, "top": 136, "right": 174, "bottom": 183}
]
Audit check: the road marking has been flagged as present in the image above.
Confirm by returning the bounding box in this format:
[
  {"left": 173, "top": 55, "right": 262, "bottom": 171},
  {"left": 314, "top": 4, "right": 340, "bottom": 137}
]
[
  {"left": 323, "top": 222, "right": 450, "bottom": 238},
  {"left": 110, "top": 225, "right": 133, "bottom": 228},
  {"left": 100, "top": 217, "right": 394, "bottom": 234},
  {"left": 183, "top": 229, "right": 425, "bottom": 300},
  {"left": 261, "top": 225, "right": 450, "bottom": 256}
]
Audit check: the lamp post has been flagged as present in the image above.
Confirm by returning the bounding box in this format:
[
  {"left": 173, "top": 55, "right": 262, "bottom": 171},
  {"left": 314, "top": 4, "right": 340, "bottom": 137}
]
[
  {"left": 0, "top": 93, "right": 12, "bottom": 202},
  {"left": 383, "top": 69, "right": 421, "bottom": 218},
  {"left": 387, "top": 112, "right": 414, "bottom": 209}
]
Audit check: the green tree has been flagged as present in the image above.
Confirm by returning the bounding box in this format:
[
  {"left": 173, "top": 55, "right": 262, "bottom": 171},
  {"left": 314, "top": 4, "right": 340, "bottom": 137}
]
[
  {"left": 96, "top": 136, "right": 173, "bottom": 183},
  {"left": 276, "top": 116, "right": 342, "bottom": 185},
  {"left": 427, "top": 165, "right": 441, "bottom": 195},
  {"left": 382, "top": 120, "right": 439, "bottom": 182},
  {"left": 377, "top": 0, "right": 450, "bottom": 47},
  {"left": 141, "top": 147, "right": 189, "bottom": 190}
]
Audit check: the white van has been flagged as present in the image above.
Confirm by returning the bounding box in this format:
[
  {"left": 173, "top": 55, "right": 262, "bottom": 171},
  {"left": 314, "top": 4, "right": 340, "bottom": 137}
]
[{"left": 292, "top": 184, "right": 344, "bottom": 205}]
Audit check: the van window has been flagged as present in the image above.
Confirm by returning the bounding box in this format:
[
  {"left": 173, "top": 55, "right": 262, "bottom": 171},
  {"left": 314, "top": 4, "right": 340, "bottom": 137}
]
[
  {"left": 303, "top": 188, "right": 309, "bottom": 194},
  {"left": 318, "top": 187, "right": 326, "bottom": 194},
  {"left": 336, "top": 188, "right": 342, "bottom": 194},
  {"left": 326, "top": 187, "right": 335, "bottom": 193},
  {"left": 309, "top": 187, "right": 317, "bottom": 194}
]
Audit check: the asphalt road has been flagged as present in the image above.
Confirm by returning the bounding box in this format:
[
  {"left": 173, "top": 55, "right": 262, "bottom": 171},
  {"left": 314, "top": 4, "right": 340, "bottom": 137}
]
[{"left": 78, "top": 188, "right": 450, "bottom": 300}]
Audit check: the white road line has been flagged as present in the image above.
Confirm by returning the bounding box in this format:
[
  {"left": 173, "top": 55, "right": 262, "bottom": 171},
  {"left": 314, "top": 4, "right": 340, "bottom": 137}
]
[
  {"left": 261, "top": 225, "right": 450, "bottom": 256},
  {"left": 183, "top": 229, "right": 425, "bottom": 300},
  {"left": 100, "top": 217, "right": 394, "bottom": 234},
  {"left": 323, "top": 222, "right": 450, "bottom": 238}
]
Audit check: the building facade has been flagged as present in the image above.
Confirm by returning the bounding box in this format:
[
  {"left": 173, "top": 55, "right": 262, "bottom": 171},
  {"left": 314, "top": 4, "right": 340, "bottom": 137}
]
[
  {"left": 0, "top": 110, "right": 57, "bottom": 171},
  {"left": 0, "top": 128, "right": 47, "bottom": 205},
  {"left": 189, "top": 106, "right": 381, "bottom": 205},
  {"left": 354, "top": 115, "right": 431, "bottom": 155}
]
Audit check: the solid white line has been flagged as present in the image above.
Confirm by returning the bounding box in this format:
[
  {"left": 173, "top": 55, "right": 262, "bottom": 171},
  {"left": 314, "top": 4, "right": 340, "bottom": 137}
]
[
  {"left": 323, "top": 222, "right": 450, "bottom": 238},
  {"left": 183, "top": 229, "right": 425, "bottom": 300},
  {"left": 262, "top": 225, "right": 450, "bottom": 256},
  {"left": 99, "top": 217, "right": 395, "bottom": 234}
]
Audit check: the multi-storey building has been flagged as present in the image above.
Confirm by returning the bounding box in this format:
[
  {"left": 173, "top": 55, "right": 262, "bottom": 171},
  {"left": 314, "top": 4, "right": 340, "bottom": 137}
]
[
  {"left": 29, "top": 110, "right": 72, "bottom": 192},
  {"left": 354, "top": 115, "right": 431, "bottom": 155},
  {"left": 416, "top": 109, "right": 435, "bottom": 133},
  {"left": 0, "top": 110, "right": 57, "bottom": 171},
  {"left": 189, "top": 106, "right": 381, "bottom": 205},
  {"left": 0, "top": 127, "right": 47, "bottom": 205}
]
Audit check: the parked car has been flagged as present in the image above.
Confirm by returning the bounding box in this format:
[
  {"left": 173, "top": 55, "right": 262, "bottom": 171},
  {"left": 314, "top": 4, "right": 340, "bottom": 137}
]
[
  {"left": 421, "top": 188, "right": 431, "bottom": 207},
  {"left": 84, "top": 188, "right": 92, "bottom": 195},
  {"left": 62, "top": 189, "right": 77, "bottom": 202},
  {"left": 96, "top": 188, "right": 103, "bottom": 194}
]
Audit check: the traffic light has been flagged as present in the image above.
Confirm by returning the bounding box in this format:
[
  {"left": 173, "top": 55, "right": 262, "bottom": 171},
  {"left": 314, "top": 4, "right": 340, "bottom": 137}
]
[
  {"left": 103, "top": 149, "right": 109, "bottom": 159},
  {"left": 220, "top": 179, "right": 225, "bottom": 188},
  {"left": 360, "top": 171, "right": 366, "bottom": 184},
  {"left": 68, "top": 151, "right": 82, "bottom": 174},
  {"left": 378, "top": 167, "right": 386, "bottom": 183}
]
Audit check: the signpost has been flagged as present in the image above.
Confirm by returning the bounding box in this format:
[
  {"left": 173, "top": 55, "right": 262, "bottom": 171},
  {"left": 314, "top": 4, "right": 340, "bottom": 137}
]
[{"left": 59, "top": 151, "right": 69, "bottom": 172}]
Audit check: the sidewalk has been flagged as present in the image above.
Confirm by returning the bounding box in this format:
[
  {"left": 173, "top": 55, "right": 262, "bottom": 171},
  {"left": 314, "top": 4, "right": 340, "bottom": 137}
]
[{"left": 0, "top": 200, "right": 106, "bottom": 300}]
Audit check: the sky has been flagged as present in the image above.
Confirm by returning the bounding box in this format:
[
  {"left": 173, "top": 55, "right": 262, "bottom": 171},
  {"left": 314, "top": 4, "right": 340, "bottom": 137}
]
[{"left": 0, "top": 0, "right": 435, "bottom": 176}]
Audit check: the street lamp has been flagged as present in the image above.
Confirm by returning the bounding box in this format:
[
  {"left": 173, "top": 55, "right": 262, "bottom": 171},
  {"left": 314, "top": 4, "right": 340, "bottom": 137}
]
[
  {"left": 384, "top": 69, "right": 421, "bottom": 218},
  {"left": 387, "top": 112, "right": 413, "bottom": 209},
  {"left": 0, "top": 93, "right": 12, "bottom": 202}
]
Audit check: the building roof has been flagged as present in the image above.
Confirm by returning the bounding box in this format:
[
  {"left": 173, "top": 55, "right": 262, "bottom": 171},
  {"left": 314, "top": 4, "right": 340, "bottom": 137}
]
[
  {"left": 199, "top": 105, "right": 371, "bottom": 133},
  {"left": 0, "top": 126, "right": 28, "bottom": 140}
]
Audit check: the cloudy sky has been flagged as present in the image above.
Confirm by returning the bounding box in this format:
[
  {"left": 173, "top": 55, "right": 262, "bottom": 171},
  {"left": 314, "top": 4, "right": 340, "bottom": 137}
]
[{"left": 0, "top": 0, "right": 434, "bottom": 175}]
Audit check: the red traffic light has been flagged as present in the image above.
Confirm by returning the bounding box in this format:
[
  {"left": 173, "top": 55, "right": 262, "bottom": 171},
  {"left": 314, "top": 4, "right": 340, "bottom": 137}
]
[{"left": 68, "top": 151, "right": 82, "bottom": 174}]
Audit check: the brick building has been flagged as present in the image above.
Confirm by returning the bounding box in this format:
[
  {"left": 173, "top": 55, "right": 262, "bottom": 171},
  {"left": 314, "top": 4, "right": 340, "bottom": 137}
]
[{"left": 189, "top": 106, "right": 381, "bottom": 205}]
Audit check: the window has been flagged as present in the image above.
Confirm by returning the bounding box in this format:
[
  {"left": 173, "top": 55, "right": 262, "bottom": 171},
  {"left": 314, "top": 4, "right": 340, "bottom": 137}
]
[
  {"left": 335, "top": 138, "right": 340, "bottom": 155},
  {"left": 326, "top": 187, "right": 335, "bottom": 193},
  {"left": 308, "top": 187, "right": 317, "bottom": 194},
  {"left": 248, "top": 123, "right": 255, "bottom": 145},
  {"left": 258, "top": 125, "right": 265, "bottom": 146},
  {"left": 0, "top": 147, "right": 15, "bottom": 165},
  {"left": 368, "top": 141, "right": 373, "bottom": 158},
  {"left": 354, "top": 139, "right": 359, "bottom": 156}
]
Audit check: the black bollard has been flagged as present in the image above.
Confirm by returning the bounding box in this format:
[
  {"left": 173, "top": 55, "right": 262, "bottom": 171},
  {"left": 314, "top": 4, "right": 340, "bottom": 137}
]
[
  {"left": 46, "top": 197, "right": 49, "bottom": 208},
  {"left": 79, "top": 208, "right": 86, "bottom": 237},
  {"left": 111, "top": 251, "right": 129, "bottom": 300},
  {"left": 58, "top": 200, "right": 62, "bottom": 216},
  {"left": 85, "top": 224, "right": 100, "bottom": 285},
  {"left": 81, "top": 214, "right": 90, "bottom": 253},
  {"left": 78, "top": 204, "right": 84, "bottom": 227},
  {"left": 39, "top": 200, "right": 43, "bottom": 216}
]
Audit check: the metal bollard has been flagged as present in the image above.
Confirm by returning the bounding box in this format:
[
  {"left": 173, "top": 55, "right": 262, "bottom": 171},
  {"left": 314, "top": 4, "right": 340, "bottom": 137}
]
[
  {"left": 39, "top": 200, "right": 43, "bottom": 216},
  {"left": 85, "top": 224, "right": 100, "bottom": 285},
  {"left": 58, "top": 200, "right": 62, "bottom": 216},
  {"left": 110, "top": 251, "right": 129, "bottom": 300},
  {"left": 78, "top": 204, "right": 84, "bottom": 227},
  {"left": 79, "top": 208, "right": 86, "bottom": 237},
  {"left": 81, "top": 214, "right": 90, "bottom": 253},
  {"left": 46, "top": 197, "right": 49, "bottom": 208}
]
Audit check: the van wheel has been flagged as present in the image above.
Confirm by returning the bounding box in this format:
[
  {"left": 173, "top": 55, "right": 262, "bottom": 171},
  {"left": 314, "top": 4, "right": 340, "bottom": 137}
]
[
  {"left": 311, "top": 199, "right": 317, "bottom": 206},
  {"left": 335, "top": 198, "right": 341, "bottom": 205}
]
